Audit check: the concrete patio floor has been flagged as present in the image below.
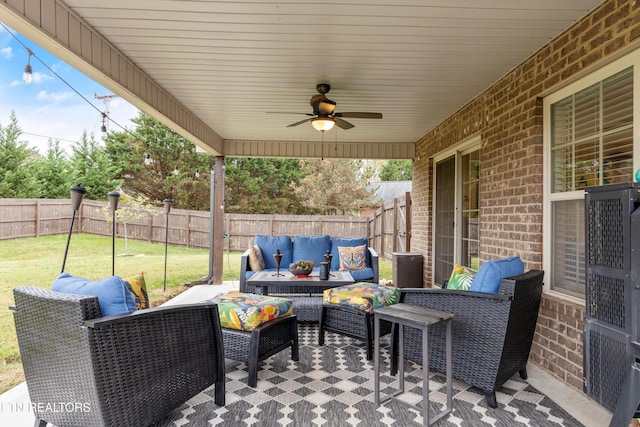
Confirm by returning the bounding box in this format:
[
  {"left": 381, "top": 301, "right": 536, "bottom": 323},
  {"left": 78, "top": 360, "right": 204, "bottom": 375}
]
[{"left": 0, "top": 282, "right": 613, "bottom": 426}]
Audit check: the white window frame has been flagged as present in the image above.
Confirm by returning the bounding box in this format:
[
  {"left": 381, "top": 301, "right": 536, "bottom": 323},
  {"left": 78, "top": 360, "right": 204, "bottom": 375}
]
[{"left": 543, "top": 50, "right": 640, "bottom": 303}]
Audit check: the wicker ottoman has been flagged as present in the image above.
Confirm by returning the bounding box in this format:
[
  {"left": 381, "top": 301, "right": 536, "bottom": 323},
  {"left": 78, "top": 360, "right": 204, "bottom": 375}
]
[
  {"left": 319, "top": 283, "right": 398, "bottom": 360},
  {"left": 209, "top": 292, "right": 299, "bottom": 387}
]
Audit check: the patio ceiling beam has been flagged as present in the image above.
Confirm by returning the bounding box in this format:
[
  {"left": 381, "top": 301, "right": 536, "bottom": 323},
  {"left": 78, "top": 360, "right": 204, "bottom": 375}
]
[
  {"left": 224, "top": 139, "right": 416, "bottom": 160},
  {"left": 0, "top": 0, "right": 224, "bottom": 155}
]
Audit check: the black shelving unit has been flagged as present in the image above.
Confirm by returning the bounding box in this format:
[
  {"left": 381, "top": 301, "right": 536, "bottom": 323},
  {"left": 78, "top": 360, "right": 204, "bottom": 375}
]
[{"left": 584, "top": 183, "right": 640, "bottom": 413}]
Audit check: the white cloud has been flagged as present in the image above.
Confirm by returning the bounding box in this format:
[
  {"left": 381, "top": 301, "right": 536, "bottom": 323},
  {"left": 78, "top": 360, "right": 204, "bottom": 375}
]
[
  {"left": 31, "top": 71, "right": 53, "bottom": 84},
  {"left": 1, "top": 46, "right": 12, "bottom": 59},
  {"left": 10, "top": 80, "right": 20, "bottom": 86},
  {"left": 37, "top": 90, "right": 74, "bottom": 102}
]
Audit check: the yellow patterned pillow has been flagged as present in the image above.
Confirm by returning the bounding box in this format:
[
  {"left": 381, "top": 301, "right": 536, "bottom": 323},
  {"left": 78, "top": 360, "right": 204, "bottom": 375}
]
[
  {"left": 123, "top": 272, "right": 149, "bottom": 309},
  {"left": 248, "top": 244, "right": 266, "bottom": 271},
  {"left": 337, "top": 245, "right": 367, "bottom": 271}
]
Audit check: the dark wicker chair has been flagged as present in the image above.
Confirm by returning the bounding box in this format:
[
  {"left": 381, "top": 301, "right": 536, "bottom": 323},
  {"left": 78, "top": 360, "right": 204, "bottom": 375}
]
[
  {"left": 12, "top": 286, "right": 226, "bottom": 427},
  {"left": 319, "top": 304, "right": 392, "bottom": 360},
  {"left": 390, "top": 270, "right": 544, "bottom": 408}
]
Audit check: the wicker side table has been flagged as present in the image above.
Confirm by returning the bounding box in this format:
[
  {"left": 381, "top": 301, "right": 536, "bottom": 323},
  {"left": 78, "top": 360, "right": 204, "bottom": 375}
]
[
  {"left": 223, "top": 315, "right": 299, "bottom": 387},
  {"left": 374, "top": 303, "right": 454, "bottom": 427}
]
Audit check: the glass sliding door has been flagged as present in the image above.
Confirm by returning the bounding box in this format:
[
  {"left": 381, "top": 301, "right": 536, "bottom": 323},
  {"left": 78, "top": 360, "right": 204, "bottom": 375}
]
[
  {"left": 434, "top": 156, "right": 455, "bottom": 285},
  {"left": 461, "top": 150, "right": 480, "bottom": 270},
  {"left": 434, "top": 146, "right": 481, "bottom": 286}
]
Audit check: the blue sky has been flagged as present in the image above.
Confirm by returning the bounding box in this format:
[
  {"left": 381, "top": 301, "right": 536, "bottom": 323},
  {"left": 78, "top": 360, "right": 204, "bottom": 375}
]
[{"left": 0, "top": 23, "right": 139, "bottom": 154}]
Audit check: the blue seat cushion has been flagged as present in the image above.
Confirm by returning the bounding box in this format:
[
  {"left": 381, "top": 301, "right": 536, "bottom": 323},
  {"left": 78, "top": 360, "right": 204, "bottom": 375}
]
[
  {"left": 330, "top": 237, "right": 369, "bottom": 271},
  {"left": 52, "top": 272, "right": 137, "bottom": 316},
  {"left": 293, "top": 235, "right": 331, "bottom": 267},
  {"left": 468, "top": 256, "right": 525, "bottom": 294},
  {"left": 254, "top": 235, "right": 293, "bottom": 270},
  {"left": 348, "top": 267, "right": 375, "bottom": 282}
]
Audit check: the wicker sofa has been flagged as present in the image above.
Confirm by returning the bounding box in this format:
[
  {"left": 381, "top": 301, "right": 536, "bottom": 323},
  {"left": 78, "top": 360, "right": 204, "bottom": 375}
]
[
  {"left": 12, "top": 286, "right": 226, "bottom": 427},
  {"left": 239, "top": 235, "right": 379, "bottom": 321},
  {"left": 390, "top": 270, "right": 544, "bottom": 408},
  {"left": 240, "top": 234, "right": 379, "bottom": 289}
]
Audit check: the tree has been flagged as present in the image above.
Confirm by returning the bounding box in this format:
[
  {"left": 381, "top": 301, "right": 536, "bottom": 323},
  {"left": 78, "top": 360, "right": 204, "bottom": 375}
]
[
  {"left": 379, "top": 159, "right": 413, "bottom": 181},
  {"left": 224, "top": 158, "right": 309, "bottom": 214},
  {"left": 69, "top": 131, "right": 123, "bottom": 200},
  {"left": 33, "top": 140, "right": 72, "bottom": 198},
  {"left": 105, "top": 113, "right": 213, "bottom": 210},
  {"left": 293, "top": 159, "right": 381, "bottom": 215},
  {"left": 100, "top": 195, "right": 159, "bottom": 255},
  {"left": 0, "top": 111, "right": 39, "bottom": 197}
]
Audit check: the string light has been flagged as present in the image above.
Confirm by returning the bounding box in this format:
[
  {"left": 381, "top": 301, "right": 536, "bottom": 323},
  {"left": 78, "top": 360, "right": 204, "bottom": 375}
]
[
  {"left": 0, "top": 22, "right": 136, "bottom": 142},
  {"left": 100, "top": 113, "right": 107, "bottom": 140},
  {"left": 23, "top": 48, "right": 33, "bottom": 84}
]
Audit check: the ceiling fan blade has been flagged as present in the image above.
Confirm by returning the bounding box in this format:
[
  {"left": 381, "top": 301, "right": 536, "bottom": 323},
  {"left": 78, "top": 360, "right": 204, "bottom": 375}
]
[
  {"left": 335, "top": 112, "right": 383, "bottom": 119},
  {"left": 266, "top": 112, "right": 314, "bottom": 116},
  {"left": 287, "top": 118, "right": 313, "bottom": 127},
  {"left": 335, "top": 118, "right": 355, "bottom": 130}
]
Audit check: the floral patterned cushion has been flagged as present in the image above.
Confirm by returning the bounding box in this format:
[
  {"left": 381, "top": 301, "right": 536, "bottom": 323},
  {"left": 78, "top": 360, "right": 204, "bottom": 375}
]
[
  {"left": 208, "top": 292, "right": 292, "bottom": 331},
  {"left": 446, "top": 264, "right": 474, "bottom": 291},
  {"left": 323, "top": 282, "right": 399, "bottom": 313}
]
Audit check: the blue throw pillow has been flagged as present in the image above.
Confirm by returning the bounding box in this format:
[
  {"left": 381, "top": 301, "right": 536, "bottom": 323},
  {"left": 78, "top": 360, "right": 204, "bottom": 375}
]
[
  {"left": 468, "top": 256, "right": 525, "bottom": 294},
  {"left": 52, "top": 272, "right": 137, "bottom": 316},
  {"left": 293, "top": 235, "right": 331, "bottom": 267},
  {"left": 254, "top": 235, "right": 293, "bottom": 270},
  {"left": 330, "top": 237, "right": 369, "bottom": 271}
]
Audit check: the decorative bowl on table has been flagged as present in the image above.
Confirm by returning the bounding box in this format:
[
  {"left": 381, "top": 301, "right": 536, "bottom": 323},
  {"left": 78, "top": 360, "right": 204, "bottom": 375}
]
[{"left": 289, "top": 260, "right": 315, "bottom": 276}]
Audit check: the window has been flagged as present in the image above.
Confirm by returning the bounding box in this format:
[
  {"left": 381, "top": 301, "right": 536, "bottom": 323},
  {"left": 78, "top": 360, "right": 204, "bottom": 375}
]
[
  {"left": 545, "top": 63, "right": 636, "bottom": 299},
  {"left": 461, "top": 150, "right": 480, "bottom": 270}
]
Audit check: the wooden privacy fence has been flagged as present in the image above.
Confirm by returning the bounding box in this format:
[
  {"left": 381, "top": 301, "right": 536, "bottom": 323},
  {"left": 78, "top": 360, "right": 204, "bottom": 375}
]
[{"left": 0, "top": 194, "right": 411, "bottom": 260}]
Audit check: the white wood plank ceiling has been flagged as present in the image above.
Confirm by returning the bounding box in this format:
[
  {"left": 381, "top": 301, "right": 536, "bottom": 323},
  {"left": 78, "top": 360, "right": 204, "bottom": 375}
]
[{"left": 46, "top": 1, "right": 605, "bottom": 148}]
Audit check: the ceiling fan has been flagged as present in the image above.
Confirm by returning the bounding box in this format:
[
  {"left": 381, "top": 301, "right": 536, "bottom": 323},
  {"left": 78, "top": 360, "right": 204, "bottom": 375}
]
[{"left": 271, "top": 83, "right": 383, "bottom": 132}]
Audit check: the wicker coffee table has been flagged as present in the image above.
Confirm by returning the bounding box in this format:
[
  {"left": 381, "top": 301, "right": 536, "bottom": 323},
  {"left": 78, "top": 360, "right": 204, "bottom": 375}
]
[{"left": 247, "top": 271, "right": 354, "bottom": 322}]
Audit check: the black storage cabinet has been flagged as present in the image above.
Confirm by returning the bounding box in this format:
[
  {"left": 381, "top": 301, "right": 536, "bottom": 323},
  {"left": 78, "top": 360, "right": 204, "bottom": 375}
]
[
  {"left": 584, "top": 183, "right": 640, "bottom": 412},
  {"left": 392, "top": 252, "right": 423, "bottom": 288}
]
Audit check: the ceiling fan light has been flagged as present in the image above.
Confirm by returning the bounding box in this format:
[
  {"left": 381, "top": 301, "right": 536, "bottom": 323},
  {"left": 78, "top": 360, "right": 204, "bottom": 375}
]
[
  {"left": 319, "top": 100, "right": 336, "bottom": 115},
  {"left": 311, "top": 118, "right": 335, "bottom": 132}
]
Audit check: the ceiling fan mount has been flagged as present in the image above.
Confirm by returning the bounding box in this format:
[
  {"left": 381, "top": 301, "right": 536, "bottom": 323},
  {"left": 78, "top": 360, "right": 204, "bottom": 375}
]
[
  {"left": 316, "top": 83, "right": 331, "bottom": 95},
  {"left": 267, "top": 83, "right": 383, "bottom": 131}
]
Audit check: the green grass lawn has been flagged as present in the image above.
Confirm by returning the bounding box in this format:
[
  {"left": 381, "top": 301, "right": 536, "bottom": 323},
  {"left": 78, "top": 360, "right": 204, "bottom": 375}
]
[{"left": 0, "top": 234, "right": 392, "bottom": 394}]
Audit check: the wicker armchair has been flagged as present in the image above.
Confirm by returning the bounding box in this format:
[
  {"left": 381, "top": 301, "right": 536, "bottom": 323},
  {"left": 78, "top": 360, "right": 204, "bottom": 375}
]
[
  {"left": 391, "top": 270, "right": 544, "bottom": 408},
  {"left": 12, "top": 286, "right": 226, "bottom": 427}
]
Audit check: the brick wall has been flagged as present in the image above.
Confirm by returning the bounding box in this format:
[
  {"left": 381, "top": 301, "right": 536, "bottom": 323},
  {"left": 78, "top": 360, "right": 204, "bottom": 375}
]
[
  {"left": 532, "top": 295, "right": 586, "bottom": 391},
  {"left": 411, "top": 0, "right": 640, "bottom": 393}
]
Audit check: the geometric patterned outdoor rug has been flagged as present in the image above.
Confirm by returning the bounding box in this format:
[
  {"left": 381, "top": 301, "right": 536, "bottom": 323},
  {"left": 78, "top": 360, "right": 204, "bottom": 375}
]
[{"left": 152, "top": 324, "right": 584, "bottom": 427}]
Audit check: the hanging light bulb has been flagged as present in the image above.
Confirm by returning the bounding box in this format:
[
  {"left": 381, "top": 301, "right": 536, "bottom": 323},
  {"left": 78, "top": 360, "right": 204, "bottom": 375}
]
[
  {"left": 100, "top": 113, "right": 108, "bottom": 140},
  {"left": 23, "top": 48, "right": 33, "bottom": 84}
]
